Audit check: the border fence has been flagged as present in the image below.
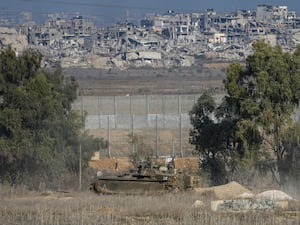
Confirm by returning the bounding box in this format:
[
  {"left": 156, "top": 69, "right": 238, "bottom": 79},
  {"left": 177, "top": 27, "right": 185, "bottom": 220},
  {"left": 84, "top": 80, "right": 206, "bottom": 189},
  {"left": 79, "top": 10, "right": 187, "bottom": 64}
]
[{"left": 72, "top": 94, "right": 225, "bottom": 158}]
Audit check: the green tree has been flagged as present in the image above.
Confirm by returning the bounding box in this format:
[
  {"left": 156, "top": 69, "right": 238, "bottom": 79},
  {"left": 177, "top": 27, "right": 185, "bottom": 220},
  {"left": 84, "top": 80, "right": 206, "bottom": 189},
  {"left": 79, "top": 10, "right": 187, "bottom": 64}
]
[
  {"left": 190, "top": 41, "right": 300, "bottom": 186},
  {"left": 127, "top": 133, "right": 153, "bottom": 168},
  {"left": 189, "top": 93, "right": 236, "bottom": 185},
  {"left": 281, "top": 122, "right": 300, "bottom": 188},
  {"left": 0, "top": 48, "right": 102, "bottom": 189},
  {"left": 225, "top": 41, "right": 300, "bottom": 186}
]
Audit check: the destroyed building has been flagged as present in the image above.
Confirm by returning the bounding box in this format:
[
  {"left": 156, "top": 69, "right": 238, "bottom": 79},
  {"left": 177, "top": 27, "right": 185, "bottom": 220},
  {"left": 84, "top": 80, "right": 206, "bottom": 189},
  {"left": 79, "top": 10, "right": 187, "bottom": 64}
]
[{"left": 1, "top": 4, "right": 300, "bottom": 69}]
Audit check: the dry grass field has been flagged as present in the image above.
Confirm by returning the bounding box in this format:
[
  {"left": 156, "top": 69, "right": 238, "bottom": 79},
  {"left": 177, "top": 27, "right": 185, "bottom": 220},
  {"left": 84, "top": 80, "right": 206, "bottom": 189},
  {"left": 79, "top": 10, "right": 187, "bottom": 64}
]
[
  {"left": 1, "top": 185, "right": 299, "bottom": 225},
  {"left": 62, "top": 64, "right": 226, "bottom": 96}
]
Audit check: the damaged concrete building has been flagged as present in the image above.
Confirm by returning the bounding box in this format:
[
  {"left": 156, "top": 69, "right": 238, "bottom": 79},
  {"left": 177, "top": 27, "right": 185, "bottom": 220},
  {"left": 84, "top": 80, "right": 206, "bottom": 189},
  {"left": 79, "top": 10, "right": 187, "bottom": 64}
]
[{"left": 1, "top": 4, "right": 300, "bottom": 69}]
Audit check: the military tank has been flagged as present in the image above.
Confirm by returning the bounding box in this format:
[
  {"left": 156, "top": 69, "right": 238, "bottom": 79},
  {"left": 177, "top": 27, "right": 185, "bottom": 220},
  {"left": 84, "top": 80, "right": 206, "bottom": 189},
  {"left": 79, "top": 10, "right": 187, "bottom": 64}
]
[{"left": 90, "top": 160, "right": 201, "bottom": 195}]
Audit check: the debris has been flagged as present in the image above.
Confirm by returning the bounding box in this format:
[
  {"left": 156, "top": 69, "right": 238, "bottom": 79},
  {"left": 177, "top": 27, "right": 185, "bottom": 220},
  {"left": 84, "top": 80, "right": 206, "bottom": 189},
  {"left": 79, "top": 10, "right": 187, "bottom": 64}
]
[
  {"left": 194, "top": 181, "right": 252, "bottom": 200},
  {"left": 192, "top": 200, "right": 206, "bottom": 208},
  {"left": 211, "top": 199, "right": 284, "bottom": 212},
  {"left": 210, "top": 188, "right": 294, "bottom": 212}
]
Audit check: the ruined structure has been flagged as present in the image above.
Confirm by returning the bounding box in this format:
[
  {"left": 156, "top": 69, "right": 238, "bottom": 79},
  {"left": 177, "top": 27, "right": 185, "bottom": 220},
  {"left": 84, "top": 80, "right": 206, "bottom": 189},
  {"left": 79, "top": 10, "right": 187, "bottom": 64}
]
[{"left": 1, "top": 5, "right": 300, "bottom": 69}]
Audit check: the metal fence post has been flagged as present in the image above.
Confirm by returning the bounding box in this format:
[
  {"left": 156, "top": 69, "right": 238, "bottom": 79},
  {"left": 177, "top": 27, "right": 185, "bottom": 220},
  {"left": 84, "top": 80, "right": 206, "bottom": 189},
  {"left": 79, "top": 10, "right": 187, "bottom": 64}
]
[
  {"left": 178, "top": 95, "right": 181, "bottom": 114},
  {"left": 156, "top": 114, "right": 159, "bottom": 158},
  {"left": 180, "top": 114, "right": 183, "bottom": 157},
  {"left": 114, "top": 96, "right": 117, "bottom": 128},
  {"left": 146, "top": 95, "right": 149, "bottom": 115},
  {"left": 98, "top": 95, "right": 101, "bottom": 128},
  {"left": 131, "top": 114, "right": 134, "bottom": 154},
  {"left": 107, "top": 115, "right": 111, "bottom": 158}
]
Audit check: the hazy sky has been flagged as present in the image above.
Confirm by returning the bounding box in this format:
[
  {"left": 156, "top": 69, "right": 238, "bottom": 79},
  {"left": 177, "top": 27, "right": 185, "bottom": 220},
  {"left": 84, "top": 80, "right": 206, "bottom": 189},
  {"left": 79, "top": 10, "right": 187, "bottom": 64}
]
[{"left": 1, "top": 0, "right": 299, "bottom": 24}]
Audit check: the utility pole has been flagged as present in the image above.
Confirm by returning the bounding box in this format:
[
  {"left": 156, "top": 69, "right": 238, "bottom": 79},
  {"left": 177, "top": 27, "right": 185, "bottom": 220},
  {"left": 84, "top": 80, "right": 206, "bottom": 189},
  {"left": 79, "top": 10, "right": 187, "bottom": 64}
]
[
  {"left": 131, "top": 114, "right": 134, "bottom": 154},
  {"left": 79, "top": 89, "right": 83, "bottom": 192},
  {"left": 79, "top": 143, "right": 82, "bottom": 191},
  {"left": 108, "top": 115, "right": 111, "bottom": 158},
  {"left": 180, "top": 114, "right": 183, "bottom": 157},
  {"left": 171, "top": 136, "right": 175, "bottom": 158}
]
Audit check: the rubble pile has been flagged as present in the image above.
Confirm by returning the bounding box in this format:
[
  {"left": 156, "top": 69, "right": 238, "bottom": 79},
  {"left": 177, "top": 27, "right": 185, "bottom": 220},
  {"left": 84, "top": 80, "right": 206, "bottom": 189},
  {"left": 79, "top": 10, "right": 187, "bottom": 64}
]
[
  {"left": 0, "top": 27, "right": 28, "bottom": 53},
  {"left": 2, "top": 4, "right": 300, "bottom": 69},
  {"left": 211, "top": 199, "right": 278, "bottom": 211},
  {"left": 211, "top": 198, "right": 288, "bottom": 212},
  {"left": 208, "top": 186, "right": 296, "bottom": 212},
  {"left": 194, "top": 181, "right": 297, "bottom": 212}
]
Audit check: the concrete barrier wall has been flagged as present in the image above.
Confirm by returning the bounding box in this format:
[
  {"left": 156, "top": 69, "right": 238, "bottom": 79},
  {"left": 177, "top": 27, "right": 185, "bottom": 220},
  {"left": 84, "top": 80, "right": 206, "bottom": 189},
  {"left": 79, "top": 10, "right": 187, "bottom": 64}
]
[
  {"left": 85, "top": 113, "right": 191, "bottom": 129},
  {"left": 73, "top": 94, "right": 225, "bottom": 129},
  {"left": 73, "top": 94, "right": 300, "bottom": 157}
]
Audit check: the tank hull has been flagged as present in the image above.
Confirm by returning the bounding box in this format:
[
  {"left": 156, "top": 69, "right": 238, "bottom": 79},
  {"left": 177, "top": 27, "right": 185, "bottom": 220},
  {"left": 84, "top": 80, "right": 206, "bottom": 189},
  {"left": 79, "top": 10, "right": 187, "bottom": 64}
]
[
  {"left": 90, "top": 163, "right": 201, "bottom": 195},
  {"left": 92, "top": 177, "right": 169, "bottom": 194}
]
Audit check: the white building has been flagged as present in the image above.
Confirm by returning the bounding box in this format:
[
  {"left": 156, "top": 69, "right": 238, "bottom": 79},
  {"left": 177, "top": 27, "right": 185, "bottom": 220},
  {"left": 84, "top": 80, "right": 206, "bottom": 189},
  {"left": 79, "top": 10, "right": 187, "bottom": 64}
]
[{"left": 256, "top": 5, "right": 288, "bottom": 23}]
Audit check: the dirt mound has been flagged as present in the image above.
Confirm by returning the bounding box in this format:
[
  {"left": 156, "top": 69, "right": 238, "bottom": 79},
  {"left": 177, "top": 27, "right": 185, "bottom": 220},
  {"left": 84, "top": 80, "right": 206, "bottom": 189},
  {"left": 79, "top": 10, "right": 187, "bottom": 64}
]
[
  {"left": 255, "top": 190, "right": 294, "bottom": 201},
  {"left": 194, "top": 181, "right": 252, "bottom": 200},
  {"left": 89, "top": 158, "right": 134, "bottom": 172},
  {"left": 174, "top": 157, "right": 199, "bottom": 173}
]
